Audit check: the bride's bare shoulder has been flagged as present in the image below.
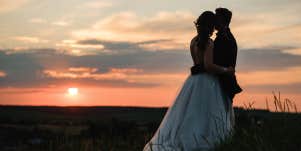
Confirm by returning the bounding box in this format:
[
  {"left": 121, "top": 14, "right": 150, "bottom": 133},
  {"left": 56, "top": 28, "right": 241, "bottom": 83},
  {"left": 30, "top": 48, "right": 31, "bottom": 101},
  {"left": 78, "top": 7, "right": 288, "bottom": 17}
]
[{"left": 190, "top": 36, "right": 198, "bottom": 48}]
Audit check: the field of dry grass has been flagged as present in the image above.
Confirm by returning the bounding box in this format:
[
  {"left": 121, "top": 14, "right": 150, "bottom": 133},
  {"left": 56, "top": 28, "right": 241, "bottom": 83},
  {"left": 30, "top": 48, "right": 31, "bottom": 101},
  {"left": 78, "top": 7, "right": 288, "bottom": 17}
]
[{"left": 0, "top": 93, "right": 300, "bottom": 151}]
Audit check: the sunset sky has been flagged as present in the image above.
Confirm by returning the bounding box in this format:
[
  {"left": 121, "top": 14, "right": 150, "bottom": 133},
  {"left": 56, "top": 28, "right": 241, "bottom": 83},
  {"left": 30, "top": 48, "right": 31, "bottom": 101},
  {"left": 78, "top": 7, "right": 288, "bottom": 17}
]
[{"left": 0, "top": 0, "right": 301, "bottom": 109}]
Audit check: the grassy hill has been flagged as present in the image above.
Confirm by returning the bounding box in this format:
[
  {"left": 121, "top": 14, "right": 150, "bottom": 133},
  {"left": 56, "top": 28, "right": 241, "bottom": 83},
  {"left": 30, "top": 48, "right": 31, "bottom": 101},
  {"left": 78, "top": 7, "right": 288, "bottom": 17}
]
[{"left": 0, "top": 105, "right": 300, "bottom": 151}]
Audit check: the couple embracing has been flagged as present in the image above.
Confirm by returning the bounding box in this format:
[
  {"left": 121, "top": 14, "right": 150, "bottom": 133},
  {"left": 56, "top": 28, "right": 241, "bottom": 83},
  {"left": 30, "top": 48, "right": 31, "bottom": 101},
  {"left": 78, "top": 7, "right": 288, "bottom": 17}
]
[{"left": 143, "top": 8, "right": 242, "bottom": 151}]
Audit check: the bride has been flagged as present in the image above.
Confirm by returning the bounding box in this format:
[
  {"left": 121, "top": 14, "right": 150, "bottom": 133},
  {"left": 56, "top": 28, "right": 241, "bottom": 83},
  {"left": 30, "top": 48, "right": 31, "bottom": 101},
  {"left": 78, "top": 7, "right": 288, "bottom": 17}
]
[{"left": 143, "top": 11, "right": 235, "bottom": 151}]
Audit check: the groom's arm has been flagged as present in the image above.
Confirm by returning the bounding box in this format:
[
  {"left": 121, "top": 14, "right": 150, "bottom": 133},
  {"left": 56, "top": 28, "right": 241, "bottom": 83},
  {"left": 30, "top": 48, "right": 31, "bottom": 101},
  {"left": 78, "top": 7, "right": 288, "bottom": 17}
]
[
  {"left": 221, "top": 35, "right": 237, "bottom": 68},
  {"left": 229, "top": 39, "right": 237, "bottom": 68},
  {"left": 204, "top": 40, "right": 234, "bottom": 75}
]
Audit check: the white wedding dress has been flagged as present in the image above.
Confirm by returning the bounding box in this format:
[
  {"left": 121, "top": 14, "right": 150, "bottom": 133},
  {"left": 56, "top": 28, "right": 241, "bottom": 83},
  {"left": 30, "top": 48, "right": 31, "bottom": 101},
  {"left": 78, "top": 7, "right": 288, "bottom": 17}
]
[{"left": 143, "top": 39, "right": 235, "bottom": 151}]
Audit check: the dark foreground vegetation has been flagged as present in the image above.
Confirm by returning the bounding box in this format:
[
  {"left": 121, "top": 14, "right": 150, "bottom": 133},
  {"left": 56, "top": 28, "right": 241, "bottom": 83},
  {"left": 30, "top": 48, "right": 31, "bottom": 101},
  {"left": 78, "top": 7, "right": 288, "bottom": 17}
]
[{"left": 0, "top": 95, "right": 300, "bottom": 151}]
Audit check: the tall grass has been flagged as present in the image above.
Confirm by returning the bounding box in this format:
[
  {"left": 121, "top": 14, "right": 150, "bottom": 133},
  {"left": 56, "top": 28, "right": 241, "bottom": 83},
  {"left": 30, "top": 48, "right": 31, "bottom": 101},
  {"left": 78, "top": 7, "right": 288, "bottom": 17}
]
[
  {"left": 271, "top": 92, "right": 298, "bottom": 113},
  {"left": 213, "top": 92, "right": 301, "bottom": 151}
]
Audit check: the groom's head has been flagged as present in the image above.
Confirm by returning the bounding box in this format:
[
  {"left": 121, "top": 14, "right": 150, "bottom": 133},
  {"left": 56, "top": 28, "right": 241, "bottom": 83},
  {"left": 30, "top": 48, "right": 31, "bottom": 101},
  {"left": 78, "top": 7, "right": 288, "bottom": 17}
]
[{"left": 215, "top": 8, "right": 232, "bottom": 31}]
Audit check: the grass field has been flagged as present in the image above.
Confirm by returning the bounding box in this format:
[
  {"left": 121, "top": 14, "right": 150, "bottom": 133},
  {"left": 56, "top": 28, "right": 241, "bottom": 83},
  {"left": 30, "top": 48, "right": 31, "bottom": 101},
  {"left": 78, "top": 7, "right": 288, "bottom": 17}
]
[{"left": 0, "top": 95, "right": 300, "bottom": 151}]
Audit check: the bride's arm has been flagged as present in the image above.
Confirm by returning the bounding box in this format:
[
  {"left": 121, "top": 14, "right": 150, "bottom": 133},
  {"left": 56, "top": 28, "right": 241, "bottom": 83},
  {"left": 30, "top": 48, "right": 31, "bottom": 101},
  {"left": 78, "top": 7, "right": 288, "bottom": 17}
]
[{"left": 204, "top": 40, "right": 234, "bottom": 75}]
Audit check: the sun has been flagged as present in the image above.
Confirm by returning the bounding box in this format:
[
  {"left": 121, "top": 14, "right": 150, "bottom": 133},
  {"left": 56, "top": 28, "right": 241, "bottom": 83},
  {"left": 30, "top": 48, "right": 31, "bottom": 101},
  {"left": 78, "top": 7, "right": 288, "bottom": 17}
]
[{"left": 68, "top": 88, "right": 78, "bottom": 96}]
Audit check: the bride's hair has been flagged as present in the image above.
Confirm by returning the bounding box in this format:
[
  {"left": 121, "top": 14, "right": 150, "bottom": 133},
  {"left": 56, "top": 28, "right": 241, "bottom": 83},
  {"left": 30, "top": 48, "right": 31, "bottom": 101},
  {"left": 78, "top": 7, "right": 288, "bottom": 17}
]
[{"left": 194, "top": 11, "right": 215, "bottom": 50}]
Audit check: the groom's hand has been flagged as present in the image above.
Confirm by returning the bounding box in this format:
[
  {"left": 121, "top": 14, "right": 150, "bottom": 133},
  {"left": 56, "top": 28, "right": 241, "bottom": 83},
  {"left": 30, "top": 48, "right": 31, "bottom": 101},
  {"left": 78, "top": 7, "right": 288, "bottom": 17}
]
[{"left": 226, "top": 66, "right": 235, "bottom": 75}]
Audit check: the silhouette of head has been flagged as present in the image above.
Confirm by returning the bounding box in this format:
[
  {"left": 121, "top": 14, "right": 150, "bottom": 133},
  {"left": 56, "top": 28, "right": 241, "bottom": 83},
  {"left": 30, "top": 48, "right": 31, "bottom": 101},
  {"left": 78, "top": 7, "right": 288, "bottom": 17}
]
[
  {"left": 194, "top": 11, "right": 215, "bottom": 50},
  {"left": 215, "top": 8, "right": 232, "bottom": 31}
]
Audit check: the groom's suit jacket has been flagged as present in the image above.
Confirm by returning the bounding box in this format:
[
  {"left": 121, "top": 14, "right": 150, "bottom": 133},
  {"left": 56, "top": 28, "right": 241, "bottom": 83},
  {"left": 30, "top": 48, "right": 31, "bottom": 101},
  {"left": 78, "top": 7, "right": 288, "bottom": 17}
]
[{"left": 213, "top": 28, "right": 242, "bottom": 101}]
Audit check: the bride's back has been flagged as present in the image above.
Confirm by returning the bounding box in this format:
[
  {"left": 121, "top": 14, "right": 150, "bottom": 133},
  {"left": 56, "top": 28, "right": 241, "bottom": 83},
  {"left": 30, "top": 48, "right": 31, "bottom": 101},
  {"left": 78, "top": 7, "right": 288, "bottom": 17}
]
[{"left": 190, "top": 36, "right": 206, "bottom": 65}]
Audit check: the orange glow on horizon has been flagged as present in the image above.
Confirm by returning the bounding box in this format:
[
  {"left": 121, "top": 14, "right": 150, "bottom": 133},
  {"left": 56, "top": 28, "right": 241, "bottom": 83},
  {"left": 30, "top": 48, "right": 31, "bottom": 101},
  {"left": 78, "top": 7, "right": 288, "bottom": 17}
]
[
  {"left": 0, "top": 85, "right": 300, "bottom": 111},
  {"left": 0, "top": 68, "right": 300, "bottom": 110}
]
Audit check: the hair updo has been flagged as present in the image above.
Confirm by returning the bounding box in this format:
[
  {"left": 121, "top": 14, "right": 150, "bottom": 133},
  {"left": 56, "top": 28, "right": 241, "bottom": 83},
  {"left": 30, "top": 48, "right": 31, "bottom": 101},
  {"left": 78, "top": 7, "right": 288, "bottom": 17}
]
[{"left": 194, "top": 11, "right": 215, "bottom": 50}]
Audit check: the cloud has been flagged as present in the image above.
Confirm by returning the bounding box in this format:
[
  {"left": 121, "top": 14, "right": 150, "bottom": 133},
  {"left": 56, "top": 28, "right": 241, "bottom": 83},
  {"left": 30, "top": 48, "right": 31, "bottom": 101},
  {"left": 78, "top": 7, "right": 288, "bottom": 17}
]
[
  {"left": 56, "top": 38, "right": 179, "bottom": 56},
  {"left": 1, "top": 44, "right": 301, "bottom": 89},
  {"left": 52, "top": 21, "right": 70, "bottom": 26},
  {"left": 0, "top": 70, "right": 6, "bottom": 77},
  {"left": 283, "top": 48, "right": 301, "bottom": 55},
  {"left": 42, "top": 67, "right": 184, "bottom": 88},
  {"left": 43, "top": 67, "right": 142, "bottom": 80},
  {"left": 76, "top": 38, "right": 175, "bottom": 52},
  {"left": 0, "top": 47, "right": 56, "bottom": 54},
  {"left": 29, "top": 18, "right": 73, "bottom": 27},
  {"left": 0, "top": 88, "right": 44, "bottom": 94},
  {"left": 13, "top": 36, "right": 49, "bottom": 44},
  {"left": 70, "top": 7, "right": 301, "bottom": 50},
  {"left": 56, "top": 40, "right": 107, "bottom": 56},
  {"left": 83, "top": 1, "right": 113, "bottom": 9},
  {"left": 0, "top": 49, "right": 188, "bottom": 88},
  {"left": 231, "top": 10, "right": 301, "bottom": 48},
  {"left": 68, "top": 67, "right": 98, "bottom": 73},
  {"left": 72, "top": 11, "right": 195, "bottom": 48},
  {"left": 0, "top": 0, "right": 30, "bottom": 13},
  {"left": 56, "top": 40, "right": 104, "bottom": 49},
  {"left": 77, "top": 39, "right": 141, "bottom": 51},
  {"left": 64, "top": 40, "right": 301, "bottom": 73},
  {"left": 237, "top": 47, "right": 301, "bottom": 72},
  {"left": 29, "top": 18, "right": 47, "bottom": 24}
]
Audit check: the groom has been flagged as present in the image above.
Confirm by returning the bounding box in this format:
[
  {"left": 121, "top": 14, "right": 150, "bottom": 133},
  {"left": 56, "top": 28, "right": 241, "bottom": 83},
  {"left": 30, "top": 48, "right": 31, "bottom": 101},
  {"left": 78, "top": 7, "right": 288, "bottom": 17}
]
[{"left": 214, "top": 8, "right": 242, "bottom": 103}]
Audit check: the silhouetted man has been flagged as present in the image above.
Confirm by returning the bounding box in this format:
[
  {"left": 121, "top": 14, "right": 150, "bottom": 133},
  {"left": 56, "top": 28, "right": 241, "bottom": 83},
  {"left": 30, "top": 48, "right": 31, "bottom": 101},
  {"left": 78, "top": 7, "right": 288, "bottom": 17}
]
[{"left": 214, "top": 8, "right": 242, "bottom": 103}]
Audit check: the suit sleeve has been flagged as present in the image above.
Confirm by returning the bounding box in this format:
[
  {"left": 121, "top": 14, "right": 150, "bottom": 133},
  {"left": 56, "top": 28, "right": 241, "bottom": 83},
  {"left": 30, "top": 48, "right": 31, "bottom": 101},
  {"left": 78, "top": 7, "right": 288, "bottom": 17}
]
[{"left": 229, "top": 39, "right": 238, "bottom": 68}]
